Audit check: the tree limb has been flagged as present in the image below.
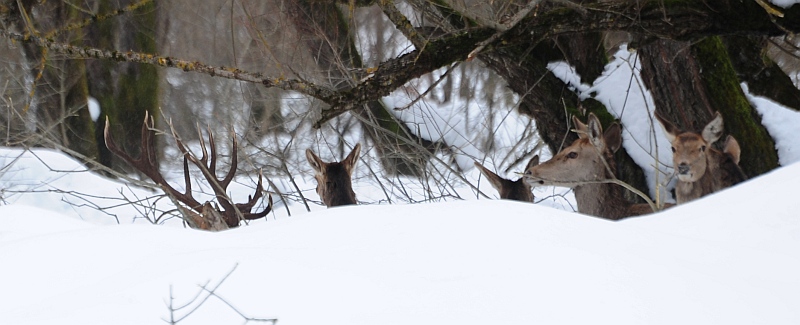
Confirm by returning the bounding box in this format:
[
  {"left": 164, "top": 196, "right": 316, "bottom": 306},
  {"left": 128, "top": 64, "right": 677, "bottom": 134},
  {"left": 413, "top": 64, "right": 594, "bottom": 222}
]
[{"left": 3, "top": 0, "right": 798, "bottom": 129}]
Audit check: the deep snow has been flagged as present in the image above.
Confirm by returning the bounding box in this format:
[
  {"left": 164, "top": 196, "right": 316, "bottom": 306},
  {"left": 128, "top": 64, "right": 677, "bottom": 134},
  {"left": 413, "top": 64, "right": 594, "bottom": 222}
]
[{"left": 2, "top": 160, "right": 800, "bottom": 324}]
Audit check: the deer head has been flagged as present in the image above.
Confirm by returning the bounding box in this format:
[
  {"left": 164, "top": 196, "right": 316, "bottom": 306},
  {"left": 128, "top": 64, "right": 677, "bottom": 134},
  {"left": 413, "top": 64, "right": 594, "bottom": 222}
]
[
  {"left": 104, "top": 112, "right": 271, "bottom": 231},
  {"left": 656, "top": 111, "right": 724, "bottom": 183},
  {"left": 306, "top": 143, "right": 361, "bottom": 207},
  {"left": 474, "top": 155, "right": 539, "bottom": 202},
  {"left": 525, "top": 113, "right": 621, "bottom": 187}
]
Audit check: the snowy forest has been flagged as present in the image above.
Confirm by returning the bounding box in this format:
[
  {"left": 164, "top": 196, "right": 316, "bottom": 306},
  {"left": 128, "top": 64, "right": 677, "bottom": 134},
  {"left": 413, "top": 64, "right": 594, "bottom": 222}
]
[
  {"left": 2, "top": 1, "right": 800, "bottom": 323},
  {"left": 1, "top": 0, "right": 799, "bottom": 215}
]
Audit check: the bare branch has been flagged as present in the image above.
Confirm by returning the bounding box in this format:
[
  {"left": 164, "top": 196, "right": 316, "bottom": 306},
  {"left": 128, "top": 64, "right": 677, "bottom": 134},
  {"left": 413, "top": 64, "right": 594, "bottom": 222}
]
[
  {"left": 0, "top": 29, "right": 337, "bottom": 101},
  {"left": 377, "top": 0, "right": 427, "bottom": 49}
]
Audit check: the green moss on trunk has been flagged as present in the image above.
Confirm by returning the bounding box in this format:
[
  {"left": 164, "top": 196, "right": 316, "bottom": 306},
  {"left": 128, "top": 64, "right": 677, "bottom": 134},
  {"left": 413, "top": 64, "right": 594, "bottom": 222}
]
[
  {"left": 88, "top": 1, "right": 159, "bottom": 170},
  {"left": 692, "top": 36, "right": 778, "bottom": 175}
]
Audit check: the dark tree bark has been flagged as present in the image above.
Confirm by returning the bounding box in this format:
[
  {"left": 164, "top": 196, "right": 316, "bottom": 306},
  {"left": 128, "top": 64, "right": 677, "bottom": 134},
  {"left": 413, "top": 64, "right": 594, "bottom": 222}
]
[
  {"left": 639, "top": 37, "right": 779, "bottom": 177},
  {"left": 85, "top": 0, "right": 159, "bottom": 173},
  {"left": 553, "top": 32, "right": 608, "bottom": 85},
  {"left": 14, "top": 3, "right": 98, "bottom": 160},
  {"left": 722, "top": 35, "right": 800, "bottom": 111}
]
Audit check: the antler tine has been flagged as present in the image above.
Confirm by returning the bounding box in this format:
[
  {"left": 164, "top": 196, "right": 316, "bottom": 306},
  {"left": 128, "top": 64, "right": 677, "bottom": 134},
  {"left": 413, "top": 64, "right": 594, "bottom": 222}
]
[
  {"left": 144, "top": 112, "right": 158, "bottom": 167},
  {"left": 182, "top": 154, "right": 192, "bottom": 194},
  {"left": 195, "top": 122, "right": 209, "bottom": 167},
  {"left": 105, "top": 113, "right": 203, "bottom": 211},
  {"left": 104, "top": 116, "right": 135, "bottom": 165},
  {"left": 236, "top": 172, "right": 272, "bottom": 220},
  {"left": 207, "top": 124, "right": 217, "bottom": 176},
  {"left": 220, "top": 129, "right": 237, "bottom": 188},
  {"left": 104, "top": 113, "right": 162, "bottom": 184}
]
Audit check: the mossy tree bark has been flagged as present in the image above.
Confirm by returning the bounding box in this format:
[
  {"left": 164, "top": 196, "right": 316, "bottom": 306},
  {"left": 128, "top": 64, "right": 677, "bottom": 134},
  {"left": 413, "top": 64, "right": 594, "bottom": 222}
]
[
  {"left": 639, "top": 37, "right": 780, "bottom": 177},
  {"left": 85, "top": 0, "right": 159, "bottom": 172},
  {"left": 722, "top": 35, "right": 800, "bottom": 112}
]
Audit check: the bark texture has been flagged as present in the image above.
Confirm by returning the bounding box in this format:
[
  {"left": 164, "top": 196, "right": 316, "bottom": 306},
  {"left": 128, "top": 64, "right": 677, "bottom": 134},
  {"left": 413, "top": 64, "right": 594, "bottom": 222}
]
[{"left": 639, "top": 37, "right": 779, "bottom": 177}]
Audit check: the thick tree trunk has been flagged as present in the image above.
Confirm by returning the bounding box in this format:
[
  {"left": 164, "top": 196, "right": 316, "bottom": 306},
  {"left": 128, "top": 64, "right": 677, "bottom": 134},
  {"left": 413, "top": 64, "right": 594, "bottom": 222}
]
[
  {"left": 554, "top": 32, "right": 607, "bottom": 85},
  {"left": 15, "top": 3, "right": 98, "bottom": 160},
  {"left": 639, "top": 37, "right": 779, "bottom": 177},
  {"left": 85, "top": 0, "right": 159, "bottom": 172},
  {"left": 722, "top": 35, "right": 800, "bottom": 111}
]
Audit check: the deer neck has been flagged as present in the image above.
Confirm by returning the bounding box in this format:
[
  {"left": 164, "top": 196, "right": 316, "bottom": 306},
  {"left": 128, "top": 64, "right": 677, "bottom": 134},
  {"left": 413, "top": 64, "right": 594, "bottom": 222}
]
[
  {"left": 322, "top": 181, "right": 357, "bottom": 207},
  {"left": 574, "top": 180, "right": 630, "bottom": 220},
  {"left": 573, "top": 155, "right": 630, "bottom": 220}
]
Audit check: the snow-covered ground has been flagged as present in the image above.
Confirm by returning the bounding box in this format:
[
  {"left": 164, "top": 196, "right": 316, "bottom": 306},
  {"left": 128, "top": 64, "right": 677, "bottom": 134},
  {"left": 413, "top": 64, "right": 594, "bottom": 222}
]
[{"left": 1, "top": 160, "right": 800, "bottom": 325}]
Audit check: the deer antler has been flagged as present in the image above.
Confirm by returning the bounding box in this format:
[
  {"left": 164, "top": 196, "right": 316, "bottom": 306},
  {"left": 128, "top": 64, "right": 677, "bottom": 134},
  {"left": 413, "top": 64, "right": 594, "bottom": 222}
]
[{"left": 104, "top": 112, "right": 271, "bottom": 230}]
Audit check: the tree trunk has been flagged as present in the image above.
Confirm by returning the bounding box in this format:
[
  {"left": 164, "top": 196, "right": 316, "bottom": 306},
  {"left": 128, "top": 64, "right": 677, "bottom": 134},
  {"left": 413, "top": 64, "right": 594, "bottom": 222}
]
[
  {"left": 639, "top": 37, "right": 779, "bottom": 177},
  {"left": 722, "top": 35, "right": 800, "bottom": 112},
  {"left": 15, "top": 2, "right": 98, "bottom": 160},
  {"left": 85, "top": 0, "right": 159, "bottom": 172}
]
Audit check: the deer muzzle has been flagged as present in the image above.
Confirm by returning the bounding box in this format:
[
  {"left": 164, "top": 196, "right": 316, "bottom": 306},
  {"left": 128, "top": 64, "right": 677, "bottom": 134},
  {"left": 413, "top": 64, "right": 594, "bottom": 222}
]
[{"left": 677, "top": 163, "right": 691, "bottom": 175}]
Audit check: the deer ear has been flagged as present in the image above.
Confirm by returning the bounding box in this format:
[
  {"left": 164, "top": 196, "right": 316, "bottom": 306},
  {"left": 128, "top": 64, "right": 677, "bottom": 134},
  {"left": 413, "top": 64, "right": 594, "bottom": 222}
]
[
  {"left": 604, "top": 123, "right": 622, "bottom": 153},
  {"left": 702, "top": 112, "right": 724, "bottom": 144},
  {"left": 342, "top": 143, "right": 361, "bottom": 174},
  {"left": 306, "top": 149, "right": 324, "bottom": 174},
  {"left": 525, "top": 155, "right": 540, "bottom": 170},
  {"left": 474, "top": 161, "right": 505, "bottom": 193},
  {"left": 723, "top": 135, "right": 741, "bottom": 165},
  {"left": 654, "top": 111, "right": 678, "bottom": 143},
  {"left": 586, "top": 114, "right": 605, "bottom": 149},
  {"left": 573, "top": 115, "right": 589, "bottom": 139}
]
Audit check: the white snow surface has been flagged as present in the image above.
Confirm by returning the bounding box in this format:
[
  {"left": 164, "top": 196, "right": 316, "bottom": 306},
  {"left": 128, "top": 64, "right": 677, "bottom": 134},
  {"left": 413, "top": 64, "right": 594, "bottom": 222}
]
[
  {"left": 87, "top": 97, "right": 101, "bottom": 122},
  {"left": 743, "top": 83, "right": 800, "bottom": 165},
  {"left": 2, "top": 160, "right": 800, "bottom": 324},
  {"left": 769, "top": 0, "right": 800, "bottom": 8}
]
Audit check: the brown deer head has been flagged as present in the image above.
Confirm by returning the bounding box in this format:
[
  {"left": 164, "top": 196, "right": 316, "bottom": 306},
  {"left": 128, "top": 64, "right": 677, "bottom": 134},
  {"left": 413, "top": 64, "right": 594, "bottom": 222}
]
[
  {"left": 474, "top": 155, "right": 539, "bottom": 202},
  {"left": 656, "top": 112, "right": 724, "bottom": 183},
  {"left": 104, "top": 112, "right": 271, "bottom": 231},
  {"left": 525, "top": 113, "right": 621, "bottom": 187},
  {"left": 522, "top": 113, "right": 653, "bottom": 220},
  {"left": 306, "top": 143, "right": 361, "bottom": 207},
  {"left": 655, "top": 111, "right": 744, "bottom": 203}
]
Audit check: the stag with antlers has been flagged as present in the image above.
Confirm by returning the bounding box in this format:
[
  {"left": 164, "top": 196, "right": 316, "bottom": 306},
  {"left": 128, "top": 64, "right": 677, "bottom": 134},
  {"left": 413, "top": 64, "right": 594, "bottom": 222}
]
[{"left": 104, "top": 112, "right": 271, "bottom": 231}]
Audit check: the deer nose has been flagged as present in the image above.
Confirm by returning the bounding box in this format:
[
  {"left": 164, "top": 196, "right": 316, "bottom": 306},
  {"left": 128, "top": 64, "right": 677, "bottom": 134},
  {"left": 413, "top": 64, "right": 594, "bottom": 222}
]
[{"left": 677, "top": 163, "right": 690, "bottom": 175}]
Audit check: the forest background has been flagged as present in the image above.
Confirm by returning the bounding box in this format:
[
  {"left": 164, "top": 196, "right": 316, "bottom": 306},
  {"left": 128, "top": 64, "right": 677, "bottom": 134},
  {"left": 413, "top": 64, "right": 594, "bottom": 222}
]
[{"left": 1, "top": 0, "right": 800, "bottom": 218}]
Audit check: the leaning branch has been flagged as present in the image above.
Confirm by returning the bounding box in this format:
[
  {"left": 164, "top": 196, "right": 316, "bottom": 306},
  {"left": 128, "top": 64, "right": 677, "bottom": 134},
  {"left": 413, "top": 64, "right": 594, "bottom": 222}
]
[{"left": 0, "top": 30, "right": 337, "bottom": 102}]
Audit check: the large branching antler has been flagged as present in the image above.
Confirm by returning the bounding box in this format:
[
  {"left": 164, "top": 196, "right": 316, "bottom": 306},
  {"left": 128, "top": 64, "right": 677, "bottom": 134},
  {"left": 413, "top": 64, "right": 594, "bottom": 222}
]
[
  {"left": 104, "top": 112, "right": 271, "bottom": 230},
  {"left": 168, "top": 120, "right": 272, "bottom": 225}
]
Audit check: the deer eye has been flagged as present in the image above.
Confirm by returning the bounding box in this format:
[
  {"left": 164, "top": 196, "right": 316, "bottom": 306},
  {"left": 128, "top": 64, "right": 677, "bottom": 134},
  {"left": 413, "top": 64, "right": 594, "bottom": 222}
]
[
  {"left": 671, "top": 146, "right": 676, "bottom": 153},
  {"left": 566, "top": 152, "right": 578, "bottom": 159},
  {"left": 700, "top": 145, "right": 706, "bottom": 152}
]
